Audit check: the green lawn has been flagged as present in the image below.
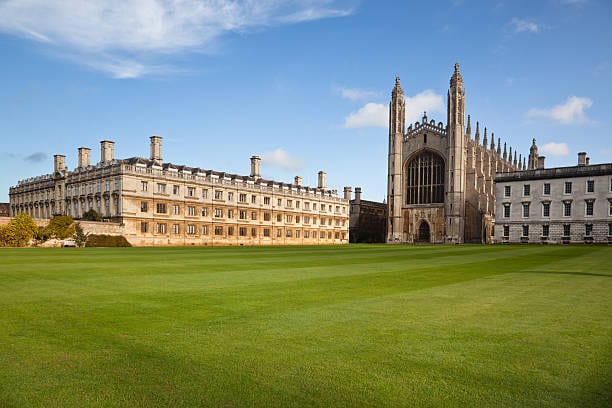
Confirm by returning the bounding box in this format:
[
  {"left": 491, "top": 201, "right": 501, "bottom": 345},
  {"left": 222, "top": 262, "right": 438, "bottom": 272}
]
[{"left": 0, "top": 245, "right": 610, "bottom": 407}]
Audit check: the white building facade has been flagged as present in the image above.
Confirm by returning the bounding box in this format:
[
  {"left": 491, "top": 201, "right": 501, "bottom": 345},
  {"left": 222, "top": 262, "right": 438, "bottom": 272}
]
[{"left": 494, "top": 153, "right": 612, "bottom": 244}]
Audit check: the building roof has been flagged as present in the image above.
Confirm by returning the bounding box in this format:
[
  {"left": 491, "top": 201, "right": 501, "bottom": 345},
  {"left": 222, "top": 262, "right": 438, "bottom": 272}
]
[{"left": 495, "top": 163, "right": 612, "bottom": 182}]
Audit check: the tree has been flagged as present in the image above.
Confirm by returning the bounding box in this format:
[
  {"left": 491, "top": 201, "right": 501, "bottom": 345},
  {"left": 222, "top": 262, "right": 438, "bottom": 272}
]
[
  {"left": 0, "top": 213, "right": 38, "bottom": 247},
  {"left": 73, "top": 223, "right": 89, "bottom": 248},
  {"left": 46, "top": 215, "right": 75, "bottom": 239},
  {"left": 81, "top": 209, "right": 101, "bottom": 222}
]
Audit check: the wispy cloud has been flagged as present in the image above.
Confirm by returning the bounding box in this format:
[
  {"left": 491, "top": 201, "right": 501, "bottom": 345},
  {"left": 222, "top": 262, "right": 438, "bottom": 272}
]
[
  {"left": 0, "top": 0, "right": 354, "bottom": 78},
  {"left": 511, "top": 18, "right": 539, "bottom": 33},
  {"left": 24, "top": 152, "right": 47, "bottom": 163},
  {"left": 343, "top": 90, "right": 444, "bottom": 129},
  {"left": 335, "top": 86, "right": 379, "bottom": 101},
  {"left": 540, "top": 142, "right": 569, "bottom": 157},
  {"left": 527, "top": 96, "right": 593, "bottom": 124},
  {"left": 261, "top": 148, "right": 304, "bottom": 171}
]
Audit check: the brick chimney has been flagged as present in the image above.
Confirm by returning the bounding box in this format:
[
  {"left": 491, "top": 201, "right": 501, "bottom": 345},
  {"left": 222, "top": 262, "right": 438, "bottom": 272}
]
[
  {"left": 100, "top": 140, "right": 114, "bottom": 163},
  {"left": 150, "top": 136, "right": 162, "bottom": 162},
  {"left": 78, "top": 147, "right": 91, "bottom": 168}
]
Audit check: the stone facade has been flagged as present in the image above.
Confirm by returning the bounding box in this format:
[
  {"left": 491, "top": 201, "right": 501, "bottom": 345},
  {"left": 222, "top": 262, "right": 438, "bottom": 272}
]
[
  {"left": 387, "top": 64, "right": 524, "bottom": 244},
  {"left": 0, "top": 203, "right": 9, "bottom": 217},
  {"left": 10, "top": 137, "right": 349, "bottom": 246},
  {"left": 347, "top": 187, "right": 387, "bottom": 243},
  {"left": 494, "top": 154, "right": 612, "bottom": 244}
]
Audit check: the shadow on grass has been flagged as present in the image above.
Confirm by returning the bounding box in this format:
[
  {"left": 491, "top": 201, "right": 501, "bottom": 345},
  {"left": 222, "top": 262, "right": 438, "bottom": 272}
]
[{"left": 519, "top": 270, "right": 612, "bottom": 278}]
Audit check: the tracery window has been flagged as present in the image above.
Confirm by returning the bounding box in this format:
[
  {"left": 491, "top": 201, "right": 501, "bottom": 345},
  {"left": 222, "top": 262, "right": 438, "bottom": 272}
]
[{"left": 406, "top": 151, "right": 445, "bottom": 204}]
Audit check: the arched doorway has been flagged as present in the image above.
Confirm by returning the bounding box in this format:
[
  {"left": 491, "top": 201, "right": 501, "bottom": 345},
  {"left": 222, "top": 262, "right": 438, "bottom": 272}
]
[{"left": 417, "top": 221, "right": 430, "bottom": 243}]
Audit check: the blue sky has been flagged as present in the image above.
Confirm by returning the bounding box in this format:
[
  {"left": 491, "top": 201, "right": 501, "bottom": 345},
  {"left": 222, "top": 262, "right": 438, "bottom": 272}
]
[{"left": 1, "top": 0, "right": 610, "bottom": 203}]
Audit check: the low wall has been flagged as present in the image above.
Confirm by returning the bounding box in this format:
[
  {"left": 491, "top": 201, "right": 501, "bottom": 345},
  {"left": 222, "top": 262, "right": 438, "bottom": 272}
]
[{"left": 0, "top": 217, "right": 124, "bottom": 235}]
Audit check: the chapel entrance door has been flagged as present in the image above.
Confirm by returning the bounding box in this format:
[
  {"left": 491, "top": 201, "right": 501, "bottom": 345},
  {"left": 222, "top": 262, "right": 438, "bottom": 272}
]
[{"left": 417, "top": 221, "right": 430, "bottom": 243}]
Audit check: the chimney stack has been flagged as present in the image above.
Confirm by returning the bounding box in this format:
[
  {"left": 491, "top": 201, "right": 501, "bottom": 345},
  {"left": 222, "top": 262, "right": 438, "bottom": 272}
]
[
  {"left": 150, "top": 136, "right": 162, "bottom": 162},
  {"left": 537, "top": 156, "right": 545, "bottom": 169},
  {"left": 78, "top": 147, "right": 91, "bottom": 168},
  {"left": 54, "top": 154, "right": 66, "bottom": 173},
  {"left": 578, "top": 152, "right": 587, "bottom": 166},
  {"left": 100, "top": 140, "right": 115, "bottom": 163},
  {"left": 294, "top": 176, "right": 302, "bottom": 186},
  {"left": 343, "top": 186, "right": 352, "bottom": 200},
  {"left": 355, "top": 187, "right": 362, "bottom": 204},
  {"left": 317, "top": 171, "right": 326, "bottom": 189},
  {"left": 250, "top": 156, "right": 261, "bottom": 179}
]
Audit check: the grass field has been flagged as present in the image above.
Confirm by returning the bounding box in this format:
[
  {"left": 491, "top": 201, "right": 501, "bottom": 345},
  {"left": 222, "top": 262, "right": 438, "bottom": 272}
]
[{"left": 0, "top": 245, "right": 610, "bottom": 407}]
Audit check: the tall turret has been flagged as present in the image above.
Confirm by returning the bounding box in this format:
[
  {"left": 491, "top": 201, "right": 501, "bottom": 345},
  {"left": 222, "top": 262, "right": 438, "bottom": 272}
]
[
  {"left": 387, "top": 76, "right": 405, "bottom": 242},
  {"left": 445, "top": 63, "right": 466, "bottom": 243},
  {"left": 483, "top": 127, "right": 488, "bottom": 148},
  {"left": 466, "top": 115, "right": 472, "bottom": 139},
  {"left": 528, "top": 138, "right": 538, "bottom": 170},
  {"left": 474, "top": 121, "right": 480, "bottom": 144}
]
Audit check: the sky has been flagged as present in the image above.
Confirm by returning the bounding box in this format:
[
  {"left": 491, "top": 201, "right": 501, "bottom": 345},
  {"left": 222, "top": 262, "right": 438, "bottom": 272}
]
[{"left": 1, "top": 0, "right": 611, "bottom": 203}]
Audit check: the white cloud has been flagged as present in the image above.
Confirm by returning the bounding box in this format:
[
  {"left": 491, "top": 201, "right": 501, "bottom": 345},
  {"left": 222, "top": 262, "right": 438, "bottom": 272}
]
[
  {"left": 0, "top": 0, "right": 354, "bottom": 78},
  {"left": 336, "top": 87, "right": 379, "bottom": 101},
  {"left": 511, "top": 18, "right": 539, "bottom": 33},
  {"left": 404, "top": 90, "right": 444, "bottom": 124},
  {"left": 344, "top": 90, "right": 444, "bottom": 129},
  {"left": 540, "top": 142, "right": 569, "bottom": 157},
  {"left": 527, "top": 96, "right": 593, "bottom": 124},
  {"left": 261, "top": 148, "right": 304, "bottom": 171},
  {"left": 344, "top": 103, "right": 387, "bottom": 128}
]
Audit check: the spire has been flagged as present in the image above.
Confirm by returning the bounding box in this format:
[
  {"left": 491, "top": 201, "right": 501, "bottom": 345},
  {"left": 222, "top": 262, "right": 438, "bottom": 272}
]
[
  {"left": 497, "top": 137, "right": 501, "bottom": 155},
  {"left": 523, "top": 161, "right": 527, "bottom": 171},
  {"left": 509, "top": 146, "right": 513, "bottom": 162},
  {"left": 513, "top": 151, "right": 517, "bottom": 167},
  {"left": 422, "top": 111, "right": 428, "bottom": 123},
  {"left": 518, "top": 154, "right": 522, "bottom": 168},
  {"left": 528, "top": 138, "right": 539, "bottom": 170},
  {"left": 466, "top": 115, "right": 472, "bottom": 137},
  {"left": 490, "top": 132, "right": 495, "bottom": 150},
  {"left": 450, "top": 62, "right": 463, "bottom": 88},
  {"left": 392, "top": 76, "right": 403, "bottom": 98},
  {"left": 503, "top": 143, "right": 507, "bottom": 160},
  {"left": 483, "top": 127, "right": 488, "bottom": 148},
  {"left": 475, "top": 121, "right": 480, "bottom": 144}
]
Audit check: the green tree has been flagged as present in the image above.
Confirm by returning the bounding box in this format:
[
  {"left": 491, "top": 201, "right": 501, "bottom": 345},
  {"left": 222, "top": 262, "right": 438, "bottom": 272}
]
[
  {"left": 73, "top": 223, "right": 89, "bottom": 248},
  {"left": 46, "top": 215, "right": 75, "bottom": 239},
  {"left": 81, "top": 209, "right": 101, "bottom": 222},
  {"left": 0, "top": 213, "right": 38, "bottom": 247}
]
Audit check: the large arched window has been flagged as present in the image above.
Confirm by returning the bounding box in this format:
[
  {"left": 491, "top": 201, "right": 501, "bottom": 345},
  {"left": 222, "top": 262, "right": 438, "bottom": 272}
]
[{"left": 406, "top": 151, "right": 444, "bottom": 204}]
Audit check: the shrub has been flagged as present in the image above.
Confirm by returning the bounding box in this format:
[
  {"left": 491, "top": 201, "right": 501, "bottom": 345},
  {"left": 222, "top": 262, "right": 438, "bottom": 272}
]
[
  {"left": 46, "top": 215, "right": 75, "bottom": 239},
  {"left": 85, "top": 234, "right": 131, "bottom": 247},
  {"left": 0, "top": 213, "right": 38, "bottom": 247},
  {"left": 35, "top": 226, "right": 52, "bottom": 242},
  {"left": 81, "top": 209, "right": 101, "bottom": 222}
]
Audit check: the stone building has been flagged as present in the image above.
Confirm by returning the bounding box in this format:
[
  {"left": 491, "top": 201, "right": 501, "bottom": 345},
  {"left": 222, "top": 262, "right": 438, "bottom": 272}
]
[
  {"left": 494, "top": 152, "right": 612, "bottom": 244},
  {"left": 0, "top": 203, "right": 9, "bottom": 217},
  {"left": 9, "top": 137, "right": 349, "bottom": 246},
  {"left": 387, "top": 64, "right": 525, "bottom": 244},
  {"left": 347, "top": 187, "right": 387, "bottom": 243}
]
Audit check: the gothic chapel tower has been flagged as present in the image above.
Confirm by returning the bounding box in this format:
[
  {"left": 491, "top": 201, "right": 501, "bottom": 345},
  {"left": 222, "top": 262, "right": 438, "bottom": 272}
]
[
  {"left": 387, "top": 76, "right": 405, "bottom": 242},
  {"left": 445, "top": 63, "right": 467, "bottom": 243}
]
